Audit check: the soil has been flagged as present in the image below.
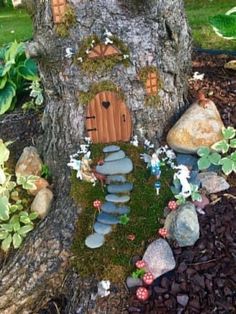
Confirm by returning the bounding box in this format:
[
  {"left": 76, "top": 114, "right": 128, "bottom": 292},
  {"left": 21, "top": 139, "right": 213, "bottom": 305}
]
[{"left": 0, "top": 52, "right": 235, "bottom": 313}]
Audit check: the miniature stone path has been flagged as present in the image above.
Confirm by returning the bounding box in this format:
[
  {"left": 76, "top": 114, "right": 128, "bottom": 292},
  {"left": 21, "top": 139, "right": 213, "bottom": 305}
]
[{"left": 85, "top": 145, "right": 133, "bottom": 249}]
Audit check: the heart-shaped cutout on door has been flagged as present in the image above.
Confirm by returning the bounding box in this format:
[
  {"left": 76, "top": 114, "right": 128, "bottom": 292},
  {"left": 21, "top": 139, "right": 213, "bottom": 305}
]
[{"left": 102, "top": 101, "right": 110, "bottom": 109}]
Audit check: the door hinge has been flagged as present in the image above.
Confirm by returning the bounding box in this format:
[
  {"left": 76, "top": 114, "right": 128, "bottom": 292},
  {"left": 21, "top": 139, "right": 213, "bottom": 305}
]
[
  {"left": 87, "top": 128, "right": 97, "bottom": 132},
  {"left": 86, "top": 115, "right": 95, "bottom": 119}
]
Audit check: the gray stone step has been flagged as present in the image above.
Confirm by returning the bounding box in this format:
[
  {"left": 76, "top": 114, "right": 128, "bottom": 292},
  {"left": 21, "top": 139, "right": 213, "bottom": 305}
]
[
  {"left": 96, "top": 157, "right": 133, "bottom": 175},
  {"left": 105, "top": 150, "right": 125, "bottom": 162},
  {"left": 106, "top": 175, "right": 126, "bottom": 184},
  {"left": 107, "top": 182, "right": 133, "bottom": 194},
  {"left": 85, "top": 233, "right": 105, "bottom": 249},
  {"left": 94, "top": 222, "right": 112, "bottom": 235},
  {"left": 103, "top": 145, "right": 120, "bottom": 153},
  {"left": 97, "top": 212, "right": 119, "bottom": 225},
  {"left": 105, "top": 194, "right": 130, "bottom": 203},
  {"left": 101, "top": 202, "right": 130, "bottom": 215}
]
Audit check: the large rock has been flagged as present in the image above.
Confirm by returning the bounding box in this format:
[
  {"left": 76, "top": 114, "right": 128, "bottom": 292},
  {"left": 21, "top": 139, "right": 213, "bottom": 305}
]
[
  {"left": 29, "top": 178, "right": 49, "bottom": 196},
  {"left": 198, "top": 172, "right": 230, "bottom": 194},
  {"left": 143, "top": 239, "right": 176, "bottom": 279},
  {"left": 164, "top": 202, "right": 199, "bottom": 247},
  {"left": 167, "top": 99, "right": 224, "bottom": 153},
  {"left": 31, "top": 188, "right": 53, "bottom": 218},
  {"left": 96, "top": 157, "right": 133, "bottom": 175},
  {"left": 15, "top": 146, "right": 43, "bottom": 177}
]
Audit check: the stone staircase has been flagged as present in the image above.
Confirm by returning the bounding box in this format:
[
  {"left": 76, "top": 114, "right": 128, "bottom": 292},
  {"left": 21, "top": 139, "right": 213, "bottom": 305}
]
[{"left": 85, "top": 145, "right": 133, "bottom": 249}]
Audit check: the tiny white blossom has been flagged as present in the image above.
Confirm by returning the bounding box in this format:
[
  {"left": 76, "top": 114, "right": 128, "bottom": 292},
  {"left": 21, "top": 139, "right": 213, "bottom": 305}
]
[
  {"left": 104, "top": 37, "right": 113, "bottom": 45},
  {"left": 77, "top": 57, "right": 83, "bottom": 63},
  {"left": 123, "top": 54, "right": 129, "bottom": 60}
]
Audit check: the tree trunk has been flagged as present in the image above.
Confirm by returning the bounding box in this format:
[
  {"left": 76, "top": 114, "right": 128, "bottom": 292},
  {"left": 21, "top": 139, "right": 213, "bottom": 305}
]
[{"left": 0, "top": 0, "right": 191, "bottom": 313}]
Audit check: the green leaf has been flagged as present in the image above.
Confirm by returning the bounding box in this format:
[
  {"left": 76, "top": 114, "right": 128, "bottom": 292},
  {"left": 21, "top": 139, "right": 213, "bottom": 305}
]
[
  {"left": 211, "top": 140, "right": 229, "bottom": 154},
  {"left": 132, "top": 269, "right": 146, "bottom": 279},
  {"left": 12, "top": 233, "right": 22, "bottom": 249},
  {"left": 231, "top": 152, "right": 236, "bottom": 162},
  {"left": 197, "top": 156, "right": 211, "bottom": 170},
  {"left": 209, "top": 14, "right": 236, "bottom": 39},
  {"left": 219, "top": 157, "right": 234, "bottom": 175},
  {"left": 191, "top": 192, "right": 202, "bottom": 202},
  {"left": 197, "top": 147, "right": 210, "bottom": 157},
  {"left": 0, "top": 76, "right": 7, "bottom": 89},
  {"left": 29, "top": 212, "right": 38, "bottom": 220},
  {"left": 1, "top": 234, "right": 12, "bottom": 251},
  {"left": 0, "top": 223, "right": 13, "bottom": 232},
  {"left": 18, "top": 59, "right": 38, "bottom": 81},
  {"left": 0, "top": 196, "right": 9, "bottom": 221},
  {"left": 209, "top": 152, "right": 221, "bottom": 165},
  {"left": 5, "top": 41, "right": 20, "bottom": 62},
  {"left": 0, "top": 61, "right": 13, "bottom": 77},
  {"left": 20, "top": 215, "right": 31, "bottom": 224},
  {"left": 18, "top": 224, "right": 34, "bottom": 236},
  {"left": 17, "top": 175, "right": 38, "bottom": 190},
  {"left": 222, "top": 126, "right": 236, "bottom": 140},
  {"left": 0, "top": 139, "right": 10, "bottom": 165},
  {"left": 0, "top": 229, "right": 8, "bottom": 240},
  {"left": 230, "top": 139, "right": 236, "bottom": 148},
  {"left": 119, "top": 214, "right": 130, "bottom": 225},
  {"left": 0, "top": 81, "right": 16, "bottom": 115}
]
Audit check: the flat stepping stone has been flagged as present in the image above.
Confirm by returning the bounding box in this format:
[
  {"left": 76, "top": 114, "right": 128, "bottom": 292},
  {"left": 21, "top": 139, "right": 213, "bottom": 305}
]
[
  {"left": 107, "top": 183, "right": 133, "bottom": 194},
  {"left": 106, "top": 194, "right": 130, "bottom": 203},
  {"left": 97, "top": 212, "right": 119, "bottom": 225},
  {"left": 96, "top": 157, "right": 133, "bottom": 175},
  {"left": 101, "top": 202, "right": 130, "bottom": 215},
  {"left": 94, "top": 222, "right": 112, "bottom": 235},
  {"left": 103, "top": 145, "right": 120, "bottom": 153},
  {"left": 85, "top": 233, "right": 105, "bottom": 249},
  {"left": 105, "top": 150, "right": 125, "bottom": 162},
  {"left": 106, "top": 175, "right": 126, "bottom": 184}
]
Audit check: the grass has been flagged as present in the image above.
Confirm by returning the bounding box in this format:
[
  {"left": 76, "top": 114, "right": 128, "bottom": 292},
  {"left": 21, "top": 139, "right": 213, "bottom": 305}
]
[
  {"left": 71, "top": 144, "right": 173, "bottom": 282},
  {"left": 0, "top": 7, "right": 33, "bottom": 46},
  {"left": 184, "top": 0, "right": 236, "bottom": 50}
]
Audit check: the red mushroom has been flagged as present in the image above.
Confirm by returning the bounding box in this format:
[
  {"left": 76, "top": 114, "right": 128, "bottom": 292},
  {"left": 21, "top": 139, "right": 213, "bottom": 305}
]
[
  {"left": 135, "top": 260, "right": 146, "bottom": 269},
  {"left": 143, "top": 272, "right": 154, "bottom": 285},
  {"left": 168, "top": 200, "right": 178, "bottom": 210},
  {"left": 158, "top": 227, "right": 169, "bottom": 238},
  {"left": 127, "top": 233, "right": 136, "bottom": 241},
  {"left": 93, "top": 199, "right": 102, "bottom": 212},
  {"left": 136, "top": 287, "right": 149, "bottom": 301}
]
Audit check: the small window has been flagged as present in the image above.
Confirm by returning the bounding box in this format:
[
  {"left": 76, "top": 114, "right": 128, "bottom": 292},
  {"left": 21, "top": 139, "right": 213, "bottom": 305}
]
[
  {"left": 145, "top": 71, "right": 158, "bottom": 96},
  {"left": 51, "top": 0, "right": 67, "bottom": 24}
]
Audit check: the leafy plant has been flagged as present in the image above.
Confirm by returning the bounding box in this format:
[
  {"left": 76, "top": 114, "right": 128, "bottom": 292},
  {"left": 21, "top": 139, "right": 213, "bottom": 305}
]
[
  {"left": 22, "top": 80, "right": 44, "bottom": 111},
  {"left": 40, "top": 164, "right": 52, "bottom": 180},
  {"left": 0, "top": 41, "right": 41, "bottom": 114},
  {"left": 119, "top": 214, "right": 130, "bottom": 225},
  {"left": 209, "top": 7, "right": 236, "bottom": 39},
  {"left": 132, "top": 268, "right": 146, "bottom": 279},
  {"left": 0, "top": 139, "right": 39, "bottom": 252},
  {"left": 197, "top": 126, "right": 236, "bottom": 175}
]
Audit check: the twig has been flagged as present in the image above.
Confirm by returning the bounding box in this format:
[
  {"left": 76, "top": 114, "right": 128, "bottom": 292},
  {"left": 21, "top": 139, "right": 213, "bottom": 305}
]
[
  {"left": 223, "top": 193, "right": 236, "bottom": 200},
  {"left": 210, "top": 197, "right": 221, "bottom": 205},
  {"left": 52, "top": 301, "right": 61, "bottom": 314},
  {"left": 187, "top": 257, "right": 221, "bottom": 266}
]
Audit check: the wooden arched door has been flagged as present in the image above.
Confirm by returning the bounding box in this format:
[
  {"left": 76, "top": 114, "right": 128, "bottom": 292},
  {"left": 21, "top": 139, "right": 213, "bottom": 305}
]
[{"left": 86, "top": 91, "right": 132, "bottom": 143}]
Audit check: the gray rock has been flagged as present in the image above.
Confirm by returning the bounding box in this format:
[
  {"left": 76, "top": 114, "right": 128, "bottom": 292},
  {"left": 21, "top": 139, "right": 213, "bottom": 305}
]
[
  {"left": 94, "top": 222, "right": 112, "bottom": 235},
  {"left": 97, "top": 212, "right": 119, "bottom": 225},
  {"left": 105, "top": 194, "right": 130, "bottom": 203},
  {"left": 103, "top": 145, "right": 120, "bottom": 153},
  {"left": 177, "top": 295, "right": 189, "bottom": 307},
  {"left": 176, "top": 153, "right": 198, "bottom": 171},
  {"left": 198, "top": 172, "right": 230, "bottom": 194},
  {"left": 107, "top": 183, "right": 133, "bottom": 194},
  {"left": 105, "top": 150, "right": 125, "bottom": 162},
  {"left": 143, "top": 239, "right": 176, "bottom": 279},
  {"left": 101, "top": 202, "right": 130, "bottom": 214},
  {"left": 96, "top": 157, "right": 133, "bottom": 175},
  {"left": 126, "top": 276, "right": 143, "bottom": 289},
  {"left": 189, "top": 170, "right": 201, "bottom": 188},
  {"left": 106, "top": 175, "right": 126, "bottom": 184},
  {"left": 164, "top": 202, "right": 199, "bottom": 247},
  {"left": 85, "top": 233, "right": 105, "bottom": 249}
]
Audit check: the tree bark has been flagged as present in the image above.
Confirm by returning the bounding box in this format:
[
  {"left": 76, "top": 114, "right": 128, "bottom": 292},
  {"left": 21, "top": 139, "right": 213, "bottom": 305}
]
[{"left": 0, "top": 0, "right": 191, "bottom": 313}]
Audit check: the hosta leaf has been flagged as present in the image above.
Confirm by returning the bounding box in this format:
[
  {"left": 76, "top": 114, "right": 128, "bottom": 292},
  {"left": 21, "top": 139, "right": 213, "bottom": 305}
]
[
  {"left": 13, "top": 233, "right": 22, "bottom": 249},
  {"left": 197, "top": 147, "right": 210, "bottom": 157},
  {"left": 0, "top": 229, "right": 8, "bottom": 240},
  {"left": 230, "top": 139, "right": 236, "bottom": 148},
  {"left": 0, "top": 76, "right": 7, "bottom": 89},
  {"left": 18, "top": 224, "right": 34, "bottom": 236},
  {"left": 209, "top": 14, "right": 236, "bottom": 39},
  {"left": 1, "top": 234, "right": 12, "bottom": 252},
  {"left": 5, "top": 41, "right": 20, "bottom": 62},
  {"left": 209, "top": 152, "right": 221, "bottom": 165},
  {"left": 20, "top": 215, "right": 31, "bottom": 224},
  {"left": 0, "top": 196, "right": 9, "bottom": 221},
  {"left": 0, "top": 61, "right": 13, "bottom": 77},
  {"left": 0, "top": 223, "right": 13, "bottom": 232},
  {"left": 231, "top": 152, "right": 236, "bottom": 162},
  {"left": 29, "top": 212, "right": 38, "bottom": 220},
  {"left": 197, "top": 156, "right": 211, "bottom": 170},
  {"left": 219, "top": 157, "right": 234, "bottom": 175},
  {"left": 18, "top": 59, "right": 38, "bottom": 81},
  {"left": 0, "top": 168, "right": 6, "bottom": 185},
  {"left": 211, "top": 140, "right": 229, "bottom": 154},
  {"left": 222, "top": 126, "right": 236, "bottom": 140},
  {"left": 0, "top": 81, "right": 16, "bottom": 115}
]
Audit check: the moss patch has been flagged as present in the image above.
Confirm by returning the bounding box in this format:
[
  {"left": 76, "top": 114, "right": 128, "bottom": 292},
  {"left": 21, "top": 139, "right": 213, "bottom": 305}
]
[
  {"left": 139, "top": 66, "right": 163, "bottom": 106},
  {"left": 78, "top": 81, "right": 125, "bottom": 105},
  {"left": 56, "top": 4, "right": 76, "bottom": 37},
  {"left": 75, "top": 35, "right": 130, "bottom": 74},
  {"left": 71, "top": 143, "right": 173, "bottom": 282}
]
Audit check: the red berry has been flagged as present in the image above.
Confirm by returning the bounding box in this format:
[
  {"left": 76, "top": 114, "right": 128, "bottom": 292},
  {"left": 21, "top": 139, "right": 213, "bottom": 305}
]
[
  {"left": 127, "top": 234, "right": 136, "bottom": 241},
  {"left": 168, "top": 200, "right": 177, "bottom": 210},
  {"left": 143, "top": 272, "right": 154, "bottom": 285},
  {"left": 136, "top": 287, "right": 149, "bottom": 301},
  {"left": 135, "top": 260, "right": 146, "bottom": 269},
  {"left": 158, "top": 228, "right": 168, "bottom": 238},
  {"left": 93, "top": 200, "right": 102, "bottom": 209}
]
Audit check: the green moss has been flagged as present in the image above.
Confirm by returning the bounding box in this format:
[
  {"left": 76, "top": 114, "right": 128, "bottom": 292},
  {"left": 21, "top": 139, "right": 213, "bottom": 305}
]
[
  {"left": 139, "top": 66, "right": 163, "bottom": 106},
  {"left": 78, "top": 81, "right": 124, "bottom": 105},
  {"left": 71, "top": 143, "right": 174, "bottom": 282},
  {"left": 75, "top": 35, "right": 130, "bottom": 74},
  {"left": 56, "top": 4, "right": 76, "bottom": 37}
]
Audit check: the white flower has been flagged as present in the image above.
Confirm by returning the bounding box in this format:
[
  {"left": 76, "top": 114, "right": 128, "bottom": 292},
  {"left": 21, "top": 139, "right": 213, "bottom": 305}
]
[
  {"left": 189, "top": 72, "right": 205, "bottom": 81},
  {"left": 77, "top": 57, "right": 83, "bottom": 63},
  {"left": 0, "top": 168, "right": 6, "bottom": 185},
  {"left": 104, "top": 37, "right": 113, "bottom": 45},
  {"left": 97, "top": 280, "right": 111, "bottom": 298},
  {"left": 123, "top": 54, "right": 129, "bottom": 60},
  {"left": 86, "top": 49, "right": 90, "bottom": 54}
]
